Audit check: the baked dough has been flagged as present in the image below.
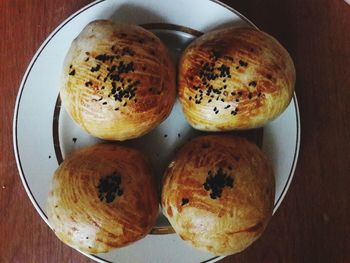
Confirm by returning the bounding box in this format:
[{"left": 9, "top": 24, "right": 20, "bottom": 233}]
[
  {"left": 47, "top": 144, "right": 158, "bottom": 253},
  {"left": 60, "top": 20, "right": 176, "bottom": 140},
  {"left": 178, "top": 27, "right": 295, "bottom": 131},
  {"left": 161, "top": 135, "right": 275, "bottom": 255}
]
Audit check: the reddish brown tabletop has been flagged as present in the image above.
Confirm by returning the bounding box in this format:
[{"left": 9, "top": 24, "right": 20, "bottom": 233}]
[{"left": 1, "top": 0, "right": 349, "bottom": 262}]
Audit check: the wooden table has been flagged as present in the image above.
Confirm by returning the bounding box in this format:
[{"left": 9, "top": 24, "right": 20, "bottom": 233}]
[{"left": 1, "top": 0, "right": 349, "bottom": 262}]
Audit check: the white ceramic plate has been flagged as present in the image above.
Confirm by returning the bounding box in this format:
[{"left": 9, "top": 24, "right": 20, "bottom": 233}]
[{"left": 13, "top": 0, "right": 300, "bottom": 262}]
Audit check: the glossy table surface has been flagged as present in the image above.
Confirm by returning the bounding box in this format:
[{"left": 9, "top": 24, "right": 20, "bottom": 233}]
[{"left": 1, "top": 0, "right": 349, "bottom": 262}]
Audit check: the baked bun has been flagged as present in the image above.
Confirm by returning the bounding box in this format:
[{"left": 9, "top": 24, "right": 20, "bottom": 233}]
[
  {"left": 178, "top": 27, "right": 295, "bottom": 131},
  {"left": 47, "top": 144, "right": 158, "bottom": 253},
  {"left": 60, "top": 20, "right": 176, "bottom": 140},
  {"left": 161, "top": 135, "right": 275, "bottom": 255}
]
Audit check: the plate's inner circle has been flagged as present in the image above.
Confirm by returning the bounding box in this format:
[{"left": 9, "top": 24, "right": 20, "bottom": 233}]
[{"left": 54, "top": 23, "right": 264, "bottom": 235}]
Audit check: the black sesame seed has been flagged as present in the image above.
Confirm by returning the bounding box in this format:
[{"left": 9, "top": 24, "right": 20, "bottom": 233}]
[
  {"left": 102, "top": 102, "right": 107, "bottom": 105},
  {"left": 114, "top": 107, "right": 119, "bottom": 111},
  {"left": 181, "top": 198, "right": 189, "bottom": 206},
  {"left": 72, "top": 138, "right": 77, "bottom": 143},
  {"left": 249, "top": 81, "right": 257, "bottom": 87},
  {"left": 224, "top": 105, "right": 231, "bottom": 109},
  {"left": 239, "top": 60, "right": 248, "bottom": 67},
  {"left": 69, "top": 69, "right": 75, "bottom": 76},
  {"left": 91, "top": 64, "right": 101, "bottom": 72},
  {"left": 164, "top": 134, "right": 168, "bottom": 138},
  {"left": 85, "top": 81, "right": 93, "bottom": 87}
]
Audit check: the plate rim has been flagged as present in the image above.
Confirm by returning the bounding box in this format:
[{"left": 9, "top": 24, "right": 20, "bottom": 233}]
[{"left": 12, "top": 0, "right": 300, "bottom": 262}]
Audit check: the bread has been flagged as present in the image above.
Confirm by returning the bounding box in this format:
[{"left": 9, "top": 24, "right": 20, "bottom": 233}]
[
  {"left": 161, "top": 135, "right": 275, "bottom": 255},
  {"left": 47, "top": 144, "right": 158, "bottom": 253},
  {"left": 60, "top": 20, "right": 176, "bottom": 140},
  {"left": 178, "top": 27, "right": 296, "bottom": 131}
]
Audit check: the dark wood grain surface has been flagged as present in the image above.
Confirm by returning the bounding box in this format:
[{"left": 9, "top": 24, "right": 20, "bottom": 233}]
[{"left": 1, "top": 0, "right": 349, "bottom": 262}]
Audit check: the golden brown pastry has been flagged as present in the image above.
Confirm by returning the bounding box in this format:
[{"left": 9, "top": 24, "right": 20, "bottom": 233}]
[
  {"left": 161, "top": 135, "right": 275, "bottom": 255},
  {"left": 47, "top": 144, "right": 158, "bottom": 253},
  {"left": 178, "top": 27, "right": 296, "bottom": 131},
  {"left": 60, "top": 20, "right": 176, "bottom": 140}
]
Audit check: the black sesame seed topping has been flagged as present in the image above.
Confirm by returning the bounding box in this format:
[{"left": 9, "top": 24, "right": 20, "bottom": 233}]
[
  {"left": 72, "top": 137, "right": 77, "bottom": 143},
  {"left": 203, "top": 168, "right": 234, "bottom": 199},
  {"left": 239, "top": 60, "right": 248, "bottom": 67},
  {"left": 102, "top": 102, "right": 107, "bottom": 105},
  {"left": 218, "top": 64, "right": 230, "bottom": 78},
  {"left": 85, "top": 81, "right": 93, "bottom": 87},
  {"left": 249, "top": 81, "right": 257, "bottom": 87},
  {"left": 90, "top": 64, "right": 101, "bottom": 72},
  {"left": 97, "top": 172, "right": 123, "bottom": 203},
  {"left": 181, "top": 198, "right": 189, "bottom": 206},
  {"left": 69, "top": 69, "right": 75, "bottom": 76}
]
